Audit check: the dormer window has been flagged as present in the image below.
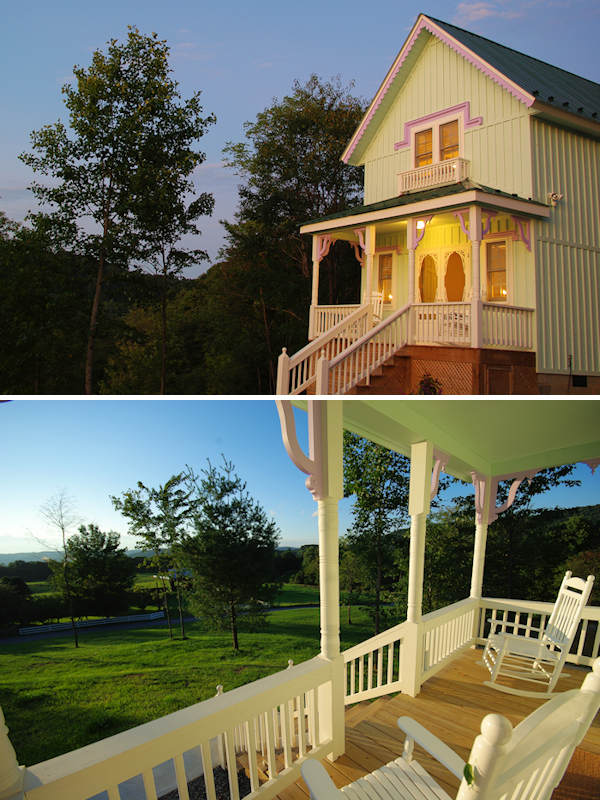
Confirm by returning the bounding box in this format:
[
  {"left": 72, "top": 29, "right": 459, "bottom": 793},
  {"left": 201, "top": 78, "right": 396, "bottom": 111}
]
[{"left": 414, "top": 120, "right": 459, "bottom": 167}]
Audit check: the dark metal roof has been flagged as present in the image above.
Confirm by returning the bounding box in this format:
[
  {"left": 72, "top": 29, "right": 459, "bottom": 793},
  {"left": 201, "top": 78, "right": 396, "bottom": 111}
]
[
  {"left": 303, "top": 180, "right": 548, "bottom": 226},
  {"left": 430, "top": 16, "right": 600, "bottom": 124}
]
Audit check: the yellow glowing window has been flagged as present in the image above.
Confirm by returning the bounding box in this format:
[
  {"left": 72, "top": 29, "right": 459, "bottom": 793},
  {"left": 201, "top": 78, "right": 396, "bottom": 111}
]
[
  {"left": 440, "top": 120, "right": 459, "bottom": 160},
  {"left": 378, "top": 253, "right": 393, "bottom": 301},
  {"left": 419, "top": 255, "right": 438, "bottom": 303},
  {"left": 487, "top": 241, "right": 507, "bottom": 302},
  {"left": 415, "top": 129, "right": 432, "bottom": 167}
]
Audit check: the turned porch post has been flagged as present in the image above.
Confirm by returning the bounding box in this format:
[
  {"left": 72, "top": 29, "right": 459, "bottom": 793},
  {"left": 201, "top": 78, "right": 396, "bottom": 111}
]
[
  {"left": 469, "top": 206, "right": 483, "bottom": 348},
  {"left": 364, "top": 225, "right": 376, "bottom": 314},
  {"left": 470, "top": 476, "right": 492, "bottom": 600},
  {"left": 404, "top": 440, "right": 434, "bottom": 697},
  {"left": 309, "top": 235, "right": 320, "bottom": 339},
  {"left": 406, "top": 218, "right": 417, "bottom": 343}
]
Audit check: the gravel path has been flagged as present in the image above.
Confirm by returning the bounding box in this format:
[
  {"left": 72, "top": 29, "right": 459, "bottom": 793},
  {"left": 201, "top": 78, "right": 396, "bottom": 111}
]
[{"left": 159, "top": 767, "right": 251, "bottom": 800}]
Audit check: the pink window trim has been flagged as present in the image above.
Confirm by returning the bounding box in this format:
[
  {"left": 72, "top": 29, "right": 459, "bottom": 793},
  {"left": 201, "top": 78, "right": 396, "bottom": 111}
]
[
  {"left": 394, "top": 102, "right": 482, "bottom": 151},
  {"left": 343, "top": 15, "right": 534, "bottom": 164}
]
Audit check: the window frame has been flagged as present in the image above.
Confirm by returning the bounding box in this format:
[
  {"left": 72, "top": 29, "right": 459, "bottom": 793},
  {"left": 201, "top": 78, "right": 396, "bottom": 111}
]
[
  {"left": 484, "top": 239, "right": 512, "bottom": 303},
  {"left": 377, "top": 251, "right": 394, "bottom": 305},
  {"left": 411, "top": 114, "right": 463, "bottom": 169}
]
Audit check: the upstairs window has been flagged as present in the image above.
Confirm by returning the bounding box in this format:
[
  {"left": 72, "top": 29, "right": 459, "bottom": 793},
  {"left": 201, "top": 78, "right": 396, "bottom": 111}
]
[
  {"left": 486, "top": 241, "right": 507, "bottom": 302},
  {"left": 413, "top": 119, "right": 459, "bottom": 168},
  {"left": 378, "top": 253, "right": 393, "bottom": 302},
  {"left": 415, "top": 129, "right": 433, "bottom": 167},
  {"left": 440, "top": 120, "right": 459, "bottom": 160}
]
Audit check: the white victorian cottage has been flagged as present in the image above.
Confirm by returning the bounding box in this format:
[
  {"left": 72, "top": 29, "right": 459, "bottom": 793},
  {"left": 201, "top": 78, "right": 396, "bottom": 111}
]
[{"left": 276, "top": 14, "right": 600, "bottom": 395}]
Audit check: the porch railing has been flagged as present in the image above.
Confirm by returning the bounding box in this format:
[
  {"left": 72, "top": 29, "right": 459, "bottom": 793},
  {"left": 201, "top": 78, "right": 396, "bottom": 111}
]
[
  {"left": 476, "top": 597, "right": 600, "bottom": 667},
  {"left": 412, "top": 302, "right": 471, "bottom": 346},
  {"left": 399, "top": 157, "right": 469, "bottom": 194},
  {"left": 18, "top": 656, "right": 335, "bottom": 800},
  {"left": 482, "top": 303, "right": 535, "bottom": 350},
  {"left": 315, "top": 304, "right": 411, "bottom": 394},
  {"left": 309, "top": 304, "right": 361, "bottom": 340},
  {"left": 343, "top": 621, "right": 411, "bottom": 704},
  {"left": 277, "top": 304, "right": 371, "bottom": 395},
  {"left": 421, "top": 598, "right": 479, "bottom": 681}
]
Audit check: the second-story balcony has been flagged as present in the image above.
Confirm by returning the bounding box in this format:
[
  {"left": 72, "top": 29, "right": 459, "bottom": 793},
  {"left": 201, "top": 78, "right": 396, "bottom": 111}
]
[{"left": 399, "top": 157, "right": 469, "bottom": 194}]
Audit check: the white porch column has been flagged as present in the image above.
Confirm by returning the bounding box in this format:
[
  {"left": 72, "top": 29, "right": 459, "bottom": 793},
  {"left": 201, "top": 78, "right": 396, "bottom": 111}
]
[
  {"left": 406, "top": 219, "right": 416, "bottom": 344},
  {"left": 0, "top": 706, "right": 23, "bottom": 800},
  {"left": 469, "top": 206, "right": 483, "bottom": 348},
  {"left": 471, "top": 476, "right": 491, "bottom": 600},
  {"left": 404, "top": 440, "right": 433, "bottom": 697},
  {"left": 364, "top": 224, "right": 376, "bottom": 313},
  {"left": 309, "top": 235, "right": 320, "bottom": 339}
]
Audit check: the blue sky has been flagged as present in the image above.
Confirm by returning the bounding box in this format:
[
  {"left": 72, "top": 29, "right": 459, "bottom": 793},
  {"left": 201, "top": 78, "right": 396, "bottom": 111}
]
[
  {"left": 1, "top": 399, "right": 597, "bottom": 555},
  {"left": 2, "top": 0, "right": 599, "bottom": 267}
]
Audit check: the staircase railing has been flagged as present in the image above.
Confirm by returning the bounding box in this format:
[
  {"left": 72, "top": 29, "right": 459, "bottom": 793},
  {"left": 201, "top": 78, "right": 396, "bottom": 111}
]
[
  {"left": 277, "top": 304, "right": 371, "bottom": 395},
  {"left": 315, "top": 304, "right": 411, "bottom": 394}
]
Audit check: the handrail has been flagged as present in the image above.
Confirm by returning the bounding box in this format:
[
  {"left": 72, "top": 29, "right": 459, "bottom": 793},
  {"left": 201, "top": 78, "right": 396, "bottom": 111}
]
[
  {"left": 277, "top": 304, "right": 371, "bottom": 394},
  {"left": 316, "top": 303, "right": 411, "bottom": 394}
]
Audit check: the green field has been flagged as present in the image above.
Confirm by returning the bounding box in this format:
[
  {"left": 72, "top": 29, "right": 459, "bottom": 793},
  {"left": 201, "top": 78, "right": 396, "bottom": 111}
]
[{"left": 0, "top": 604, "right": 374, "bottom": 767}]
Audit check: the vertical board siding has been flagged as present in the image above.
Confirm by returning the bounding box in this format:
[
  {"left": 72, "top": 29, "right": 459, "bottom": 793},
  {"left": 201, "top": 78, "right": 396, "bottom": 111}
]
[
  {"left": 362, "top": 35, "right": 532, "bottom": 204},
  {"left": 532, "top": 119, "right": 600, "bottom": 374}
]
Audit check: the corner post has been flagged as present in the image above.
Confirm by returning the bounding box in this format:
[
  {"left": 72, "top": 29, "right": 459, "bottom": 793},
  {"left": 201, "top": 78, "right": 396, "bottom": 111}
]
[
  {"left": 310, "top": 235, "right": 320, "bottom": 339},
  {"left": 404, "top": 440, "right": 433, "bottom": 697},
  {"left": 406, "top": 219, "right": 416, "bottom": 344},
  {"left": 469, "top": 206, "right": 483, "bottom": 348},
  {"left": 0, "top": 707, "right": 23, "bottom": 800},
  {"left": 364, "top": 225, "right": 376, "bottom": 319}
]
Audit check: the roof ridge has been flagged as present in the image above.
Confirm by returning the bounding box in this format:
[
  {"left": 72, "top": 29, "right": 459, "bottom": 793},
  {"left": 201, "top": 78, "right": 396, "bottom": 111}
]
[{"left": 427, "top": 15, "right": 600, "bottom": 89}]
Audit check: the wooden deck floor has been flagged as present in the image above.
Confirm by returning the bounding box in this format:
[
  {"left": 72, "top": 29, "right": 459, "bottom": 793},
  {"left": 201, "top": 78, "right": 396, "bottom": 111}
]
[{"left": 277, "top": 648, "right": 600, "bottom": 800}]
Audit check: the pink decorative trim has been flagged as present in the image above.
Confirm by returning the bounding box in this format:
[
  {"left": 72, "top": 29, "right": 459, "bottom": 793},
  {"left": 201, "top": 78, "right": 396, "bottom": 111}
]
[
  {"left": 454, "top": 209, "right": 470, "bottom": 238},
  {"left": 394, "top": 102, "right": 482, "bottom": 151},
  {"left": 317, "top": 235, "right": 333, "bottom": 262},
  {"left": 354, "top": 228, "right": 366, "bottom": 251},
  {"left": 343, "top": 15, "right": 534, "bottom": 164},
  {"left": 454, "top": 208, "right": 498, "bottom": 239},
  {"left": 352, "top": 243, "right": 365, "bottom": 266},
  {"left": 583, "top": 458, "right": 600, "bottom": 475},
  {"left": 430, "top": 452, "right": 449, "bottom": 500},
  {"left": 481, "top": 210, "right": 498, "bottom": 237},
  {"left": 511, "top": 216, "right": 531, "bottom": 251},
  {"left": 416, "top": 215, "right": 433, "bottom": 245},
  {"left": 472, "top": 469, "right": 538, "bottom": 525}
]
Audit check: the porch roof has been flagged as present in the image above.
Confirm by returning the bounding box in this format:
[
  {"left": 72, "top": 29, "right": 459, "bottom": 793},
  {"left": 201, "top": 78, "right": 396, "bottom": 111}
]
[
  {"left": 299, "top": 181, "right": 549, "bottom": 236},
  {"left": 295, "top": 399, "right": 600, "bottom": 483}
]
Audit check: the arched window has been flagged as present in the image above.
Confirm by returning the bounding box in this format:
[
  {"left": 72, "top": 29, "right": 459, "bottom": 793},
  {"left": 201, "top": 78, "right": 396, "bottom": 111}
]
[
  {"left": 419, "top": 255, "right": 437, "bottom": 303},
  {"left": 445, "top": 251, "right": 465, "bottom": 302}
]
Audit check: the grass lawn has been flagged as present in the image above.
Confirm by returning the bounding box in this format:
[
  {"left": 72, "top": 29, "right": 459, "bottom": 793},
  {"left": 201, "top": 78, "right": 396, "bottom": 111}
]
[
  {"left": 0, "top": 606, "right": 375, "bottom": 767},
  {"left": 273, "top": 583, "right": 319, "bottom": 605}
]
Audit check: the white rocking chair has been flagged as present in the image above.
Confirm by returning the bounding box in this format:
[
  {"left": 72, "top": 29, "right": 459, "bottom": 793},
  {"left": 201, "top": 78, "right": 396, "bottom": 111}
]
[
  {"left": 482, "top": 570, "right": 595, "bottom": 697},
  {"left": 370, "top": 291, "right": 384, "bottom": 324},
  {"left": 301, "top": 658, "right": 600, "bottom": 800}
]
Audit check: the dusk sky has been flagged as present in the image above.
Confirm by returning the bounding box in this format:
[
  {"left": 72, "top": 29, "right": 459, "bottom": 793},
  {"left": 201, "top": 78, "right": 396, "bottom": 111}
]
[
  {"left": 1, "top": 399, "right": 598, "bottom": 555},
  {"left": 2, "top": 0, "right": 599, "bottom": 267}
]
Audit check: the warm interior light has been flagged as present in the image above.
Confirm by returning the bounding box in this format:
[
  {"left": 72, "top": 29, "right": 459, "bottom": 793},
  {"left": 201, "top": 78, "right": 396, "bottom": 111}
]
[
  {"left": 501, "top": 288, "right": 507, "bottom": 296},
  {"left": 416, "top": 220, "right": 426, "bottom": 230},
  {"left": 388, "top": 293, "right": 393, "bottom": 300}
]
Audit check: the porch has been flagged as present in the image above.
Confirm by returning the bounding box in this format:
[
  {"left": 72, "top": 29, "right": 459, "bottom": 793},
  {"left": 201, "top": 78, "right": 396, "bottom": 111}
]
[{"left": 277, "top": 648, "right": 600, "bottom": 800}]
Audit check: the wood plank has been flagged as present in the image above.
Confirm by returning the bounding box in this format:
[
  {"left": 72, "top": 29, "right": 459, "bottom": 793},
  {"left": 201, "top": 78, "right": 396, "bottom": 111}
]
[{"left": 276, "top": 648, "right": 600, "bottom": 800}]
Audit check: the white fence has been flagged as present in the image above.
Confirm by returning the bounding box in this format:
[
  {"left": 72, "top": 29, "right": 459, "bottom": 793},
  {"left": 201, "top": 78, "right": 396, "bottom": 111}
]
[{"left": 19, "top": 612, "right": 165, "bottom": 636}]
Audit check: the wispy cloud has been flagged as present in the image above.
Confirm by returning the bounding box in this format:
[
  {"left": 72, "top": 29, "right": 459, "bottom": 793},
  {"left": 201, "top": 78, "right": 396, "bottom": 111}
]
[
  {"left": 453, "top": 2, "right": 525, "bottom": 23},
  {"left": 172, "top": 40, "right": 218, "bottom": 63}
]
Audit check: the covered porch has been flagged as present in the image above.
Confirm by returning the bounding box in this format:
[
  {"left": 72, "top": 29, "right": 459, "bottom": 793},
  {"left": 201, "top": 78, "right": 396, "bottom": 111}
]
[
  {"left": 1, "top": 399, "right": 599, "bottom": 800},
  {"left": 277, "top": 186, "right": 549, "bottom": 394}
]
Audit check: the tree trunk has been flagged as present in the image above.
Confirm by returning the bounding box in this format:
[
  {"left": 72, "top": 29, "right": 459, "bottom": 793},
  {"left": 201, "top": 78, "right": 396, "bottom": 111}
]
[
  {"left": 230, "top": 601, "right": 239, "bottom": 651},
  {"left": 85, "top": 251, "right": 105, "bottom": 394},
  {"left": 176, "top": 582, "right": 186, "bottom": 639},
  {"left": 161, "top": 576, "right": 173, "bottom": 639},
  {"left": 160, "top": 264, "right": 168, "bottom": 394}
]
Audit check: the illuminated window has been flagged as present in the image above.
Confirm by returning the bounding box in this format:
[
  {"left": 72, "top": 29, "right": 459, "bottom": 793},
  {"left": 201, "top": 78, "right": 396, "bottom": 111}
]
[
  {"left": 378, "top": 253, "right": 393, "bottom": 302},
  {"left": 419, "top": 255, "right": 437, "bottom": 303},
  {"left": 415, "top": 129, "right": 433, "bottom": 167},
  {"left": 486, "top": 241, "right": 507, "bottom": 302},
  {"left": 440, "top": 120, "right": 459, "bottom": 160},
  {"left": 445, "top": 251, "right": 465, "bottom": 302}
]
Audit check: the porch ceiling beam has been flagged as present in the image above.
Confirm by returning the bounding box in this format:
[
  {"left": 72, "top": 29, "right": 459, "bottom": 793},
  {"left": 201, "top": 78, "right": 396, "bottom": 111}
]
[{"left": 299, "top": 190, "right": 550, "bottom": 235}]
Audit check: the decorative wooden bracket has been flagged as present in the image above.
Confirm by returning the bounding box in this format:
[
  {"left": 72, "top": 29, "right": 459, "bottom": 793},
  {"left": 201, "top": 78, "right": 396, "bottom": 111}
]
[
  {"left": 510, "top": 216, "right": 531, "bottom": 251},
  {"left": 481, "top": 210, "right": 498, "bottom": 237},
  {"left": 430, "top": 451, "right": 449, "bottom": 500},
  {"left": 317, "top": 235, "right": 333, "bottom": 262},
  {"left": 583, "top": 458, "right": 600, "bottom": 475},
  {"left": 454, "top": 208, "right": 497, "bottom": 239},
  {"left": 276, "top": 400, "right": 324, "bottom": 500},
  {"left": 416, "top": 215, "right": 433, "bottom": 246},
  {"left": 471, "top": 469, "right": 539, "bottom": 525},
  {"left": 352, "top": 228, "right": 366, "bottom": 266}
]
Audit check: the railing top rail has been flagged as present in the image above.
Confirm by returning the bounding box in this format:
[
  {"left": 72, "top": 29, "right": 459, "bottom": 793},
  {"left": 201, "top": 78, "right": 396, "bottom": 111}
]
[
  {"left": 414, "top": 301, "right": 470, "bottom": 308},
  {"left": 482, "top": 302, "right": 535, "bottom": 313},
  {"left": 420, "top": 597, "right": 478, "bottom": 629},
  {"left": 314, "top": 303, "right": 361, "bottom": 310},
  {"left": 481, "top": 596, "right": 600, "bottom": 620},
  {"left": 288, "top": 304, "right": 370, "bottom": 369},
  {"left": 328, "top": 303, "right": 411, "bottom": 369}
]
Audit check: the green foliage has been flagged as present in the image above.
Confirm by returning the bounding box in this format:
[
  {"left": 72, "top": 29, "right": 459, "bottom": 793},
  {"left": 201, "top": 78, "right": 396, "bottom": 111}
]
[
  {"left": 19, "top": 27, "right": 214, "bottom": 393},
  {"left": 181, "top": 459, "right": 280, "bottom": 650},
  {"left": 50, "top": 524, "right": 137, "bottom": 616}
]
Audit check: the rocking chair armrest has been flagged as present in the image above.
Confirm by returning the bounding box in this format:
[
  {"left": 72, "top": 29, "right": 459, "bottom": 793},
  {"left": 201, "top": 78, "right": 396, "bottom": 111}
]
[
  {"left": 301, "top": 758, "right": 342, "bottom": 800},
  {"left": 397, "top": 717, "right": 466, "bottom": 779},
  {"left": 487, "top": 618, "right": 543, "bottom": 634}
]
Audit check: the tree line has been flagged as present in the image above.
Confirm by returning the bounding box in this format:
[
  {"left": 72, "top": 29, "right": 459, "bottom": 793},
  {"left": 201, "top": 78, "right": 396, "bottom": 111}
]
[{"left": 0, "top": 27, "right": 365, "bottom": 394}]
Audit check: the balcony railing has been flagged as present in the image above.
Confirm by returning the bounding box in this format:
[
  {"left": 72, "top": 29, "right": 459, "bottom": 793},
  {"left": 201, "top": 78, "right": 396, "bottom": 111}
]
[
  {"left": 309, "top": 304, "right": 360, "bottom": 340},
  {"left": 6, "top": 596, "right": 599, "bottom": 800},
  {"left": 399, "top": 157, "right": 469, "bottom": 194}
]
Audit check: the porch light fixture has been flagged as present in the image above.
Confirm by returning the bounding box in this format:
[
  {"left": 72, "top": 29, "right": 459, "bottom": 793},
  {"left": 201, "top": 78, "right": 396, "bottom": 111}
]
[{"left": 416, "top": 220, "right": 426, "bottom": 230}]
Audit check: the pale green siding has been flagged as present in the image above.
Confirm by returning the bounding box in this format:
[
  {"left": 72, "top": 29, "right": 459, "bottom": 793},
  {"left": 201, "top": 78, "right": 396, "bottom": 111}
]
[
  {"left": 362, "top": 35, "right": 533, "bottom": 203},
  {"left": 532, "top": 119, "right": 600, "bottom": 375}
]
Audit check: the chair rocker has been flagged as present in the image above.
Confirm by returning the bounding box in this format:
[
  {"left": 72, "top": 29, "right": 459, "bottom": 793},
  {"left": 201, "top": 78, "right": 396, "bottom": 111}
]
[
  {"left": 482, "top": 570, "right": 594, "bottom": 698},
  {"left": 301, "top": 658, "right": 600, "bottom": 800}
]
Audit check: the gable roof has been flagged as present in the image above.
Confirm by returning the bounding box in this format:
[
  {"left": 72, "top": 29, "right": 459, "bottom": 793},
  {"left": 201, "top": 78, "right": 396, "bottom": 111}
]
[{"left": 343, "top": 14, "right": 600, "bottom": 165}]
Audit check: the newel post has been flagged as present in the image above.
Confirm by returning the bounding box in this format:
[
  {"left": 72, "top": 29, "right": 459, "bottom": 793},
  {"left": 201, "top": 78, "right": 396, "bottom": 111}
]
[
  {"left": 276, "top": 348, "right": 290, "bottom": 395},
  {"left": 0, "top": 707, "right": 23, "bottom": 800},
  {"left": 404, "top": 440, "right": 434, "bottom": 697}
]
